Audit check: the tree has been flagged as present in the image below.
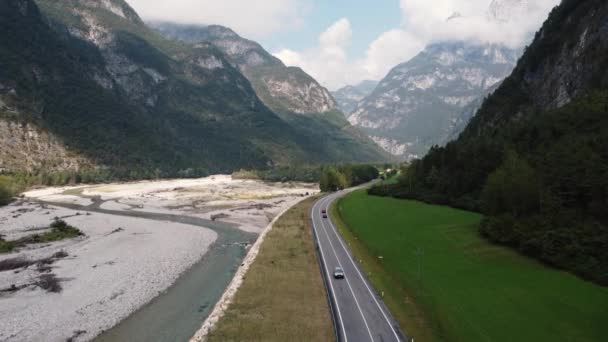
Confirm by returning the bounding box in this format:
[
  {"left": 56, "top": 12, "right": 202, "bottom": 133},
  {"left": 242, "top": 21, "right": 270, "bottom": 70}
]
[
  {"left": 320, "top": 167, "right": 348, "bottom": 192},
  {"left": 481, "top": 149, "right": 539, "bottom": 217}
]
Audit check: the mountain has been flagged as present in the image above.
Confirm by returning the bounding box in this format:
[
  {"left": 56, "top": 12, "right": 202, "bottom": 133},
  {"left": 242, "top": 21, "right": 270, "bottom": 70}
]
[
  {"left": 374, "top": 0, "right": 608, "bottom": 284},
  {"left": 152, "top": 23, "right": 339, "bottom": 115},
  {"left": 151, "top": 22, "right": 390, "bottom": 163},
  {"left": 0, "top": 0, "right": 387, "bottom": 177},
  {"left": 349, "top": 42, "right": 519, "bottom": 159},
  {"left": 332, "top": 80, "right": 378, "bottom": 114}
]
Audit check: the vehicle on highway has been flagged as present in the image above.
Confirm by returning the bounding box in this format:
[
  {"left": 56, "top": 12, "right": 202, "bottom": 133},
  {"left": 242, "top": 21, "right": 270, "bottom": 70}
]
[
  {"left": 333, "top": 266, "right": 345, "bottom": 279},
  {"left": 322, "top": 213, "right": 328, "bottom": 218},
  {"left": 321, "top": 209, "right": 327, "bottom": 214}
]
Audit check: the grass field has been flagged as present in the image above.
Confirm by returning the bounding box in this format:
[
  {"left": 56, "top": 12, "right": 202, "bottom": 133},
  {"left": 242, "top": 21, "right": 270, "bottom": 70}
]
[
  {"left": 333, "top": 190, "right": 608, "bottom": 342},
  {"left": 207, "top": 197, "right": 334, "bottom": 342}
]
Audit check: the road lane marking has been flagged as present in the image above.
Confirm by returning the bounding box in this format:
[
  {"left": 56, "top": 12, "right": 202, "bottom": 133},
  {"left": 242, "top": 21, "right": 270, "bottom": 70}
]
[
  {"left": 311, "top": 198, "right": 348, "bottom": 342},
  {"left": 319, "top": 197, "right": 375, "bottom": 342},
  {"left": 325, "top": 194, "right": 402, "bottom": 342}
]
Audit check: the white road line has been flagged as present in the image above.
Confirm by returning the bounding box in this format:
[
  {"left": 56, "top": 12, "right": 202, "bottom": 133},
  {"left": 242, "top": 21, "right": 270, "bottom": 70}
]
[
  {"left": 319, "top": 196, "right": 375, "bottom": 342},
  {"left": 325, "top": 195, "right": 402, "bottom": 342},
  {"left": 311, "top": 198, "right": 348, "bottom": 342}
]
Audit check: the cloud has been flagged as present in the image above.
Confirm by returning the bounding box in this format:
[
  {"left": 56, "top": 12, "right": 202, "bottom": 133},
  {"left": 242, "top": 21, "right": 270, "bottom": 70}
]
[
  {"left": 399, "top": 0, "right": 561, "bottom": 48},
  {"left": 125, "top": 0, "right": 309, "bottom": 38},
  {"left": 360, "top": 29, "right": 425, "bottom": 81},
  {"left": 274, "top": 20, "right": 424, "bottom": 90},
  {"left": 275, "top": 0, "right": 560, "bottom": 90}
]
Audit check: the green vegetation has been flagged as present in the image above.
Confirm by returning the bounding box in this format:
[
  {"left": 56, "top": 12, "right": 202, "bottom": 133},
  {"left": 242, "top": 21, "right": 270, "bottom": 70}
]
[
  {"left": 0, "top": 0, "right": 387, "bottom": 181},
  {"left": 208, "top": 197, "right": 333, "bottom": 341},
  {"left": 333, "top": 190, "right": 608, "bottom": 342},
  {"left": 370, "top": 0, "right": 608, "bottom": 285},
  {"left": 232, "top": 165, "right": 322, "bottom": 183},
  {"left": 373, "top": 92, "right": 608, "bottom": 285},
  {"left": 0, "top": 175, "right": 16, "bottom": 206},
  {"left": 320, "top": 164, "right": 379, "bottom": 192},
  {"left": 0, "top": 219, "right": 83, "bottom": 253}
]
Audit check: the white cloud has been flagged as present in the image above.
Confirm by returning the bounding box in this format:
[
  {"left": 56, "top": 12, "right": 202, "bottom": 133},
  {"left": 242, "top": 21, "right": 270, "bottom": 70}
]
[
  {"left": 125, "top": 0, "right": 309, "bottom": 39},
  {"left": 399, "top": 0, "right": 561, "bottom": 48},
  {"left": 274, "top": 0, "right": 560, "bottom": 90},
  {"left": 360, "top": 29, "right": 425, "bottom": 81},
  {"left": 275, "top": 20, "right": 424, "bottom": 90}
]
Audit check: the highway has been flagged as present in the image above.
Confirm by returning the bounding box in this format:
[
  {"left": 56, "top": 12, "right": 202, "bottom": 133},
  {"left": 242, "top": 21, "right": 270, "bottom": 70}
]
[{"left": 311, "top": 190, "right": 407, "bottom": 342}]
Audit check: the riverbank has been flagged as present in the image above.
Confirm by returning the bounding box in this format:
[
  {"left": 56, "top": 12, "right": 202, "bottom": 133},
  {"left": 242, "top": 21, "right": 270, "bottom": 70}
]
[
  {"left": 0, "top": 175, "right": 319, "bottom": 342},
  {"left": 0, "top": 201, "right": 217, "bottom": 341},
  {"left": 205, "top": 197, "right": 334, "bottom": 341}
]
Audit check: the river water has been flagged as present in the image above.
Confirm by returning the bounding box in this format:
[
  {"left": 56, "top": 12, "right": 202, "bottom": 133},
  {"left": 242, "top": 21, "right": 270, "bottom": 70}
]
[{"left": 42, "top": 197, "right": 255, "bottom": 342}]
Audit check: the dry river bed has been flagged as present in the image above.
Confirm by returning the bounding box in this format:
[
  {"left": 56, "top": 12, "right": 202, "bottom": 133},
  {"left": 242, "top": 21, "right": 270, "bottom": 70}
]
[{"left": 0, "top": 175, "right": 318, "bottom": 342}]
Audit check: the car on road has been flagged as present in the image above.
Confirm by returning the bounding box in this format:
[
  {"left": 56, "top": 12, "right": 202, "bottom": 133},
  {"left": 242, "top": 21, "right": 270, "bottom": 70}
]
[
  {"left": 333, "top": 266, "right": 345, "bottom": 279},
  {"left": 322, "top": 213, "right": 328, "bottom": 218},
  {"left": 321, "top": 209, "right": 327, "bottom": 214}
]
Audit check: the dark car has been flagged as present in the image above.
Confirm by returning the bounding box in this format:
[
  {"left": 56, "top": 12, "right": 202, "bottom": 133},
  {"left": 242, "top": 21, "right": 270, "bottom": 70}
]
[
  {"left": 333, "top": 266, "right": 345, "bottom": 279},
  {"left": 322, "top": 214, "right": 328, "bottom": 218},
  {"left": 321, "top": 209, "right": 327, "bottom": 214}
]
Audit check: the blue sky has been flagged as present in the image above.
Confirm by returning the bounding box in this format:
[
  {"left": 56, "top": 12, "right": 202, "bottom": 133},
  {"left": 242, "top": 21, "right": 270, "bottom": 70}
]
[
  {"left": 128, "top": 0, "right": 560, "bottom": 89},
  {"left": 259, "top": 0, "right": 402, "bottom": 63}
]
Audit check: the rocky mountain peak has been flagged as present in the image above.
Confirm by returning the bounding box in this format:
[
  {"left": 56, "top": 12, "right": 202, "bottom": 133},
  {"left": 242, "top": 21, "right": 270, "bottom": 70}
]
[
  {"left": 152, "top": 22, "right": 339, "bottom": 115},
  {"left": 346, "top": 40, "right": 518, "bottom": 160}
]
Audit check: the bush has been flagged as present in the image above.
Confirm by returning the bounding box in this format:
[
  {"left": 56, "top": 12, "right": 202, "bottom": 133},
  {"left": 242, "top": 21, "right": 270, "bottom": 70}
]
[
  {"left": 0, "top": 176, "right": 15, "bottom": 206},
  {"left": 36, "top": 273, "right": 62, "bottom": 293}
]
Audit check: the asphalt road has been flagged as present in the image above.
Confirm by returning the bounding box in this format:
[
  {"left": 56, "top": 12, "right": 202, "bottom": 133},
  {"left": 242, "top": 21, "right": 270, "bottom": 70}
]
[{"left": 311, "top": 190, "right": 407, "bottom": 342}]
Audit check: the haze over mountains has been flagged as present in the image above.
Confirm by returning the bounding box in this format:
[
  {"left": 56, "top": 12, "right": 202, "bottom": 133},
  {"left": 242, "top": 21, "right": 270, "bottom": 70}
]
[
  {"left": 331, "top": 80, "right": 378, "bottom": 114},
  {"left": 0, "top": 0, "right": 387, "bottom": 178},
  {"left": 334, "top": 0, "right": 548, "bottom": 160}
]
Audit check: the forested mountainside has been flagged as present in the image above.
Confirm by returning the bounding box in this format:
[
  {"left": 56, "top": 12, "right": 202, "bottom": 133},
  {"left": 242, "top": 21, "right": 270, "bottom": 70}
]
[
  {"left": 0, "top": 0, "right": 387, "bottom": 180},
  {"left": 151, "top": 22, "right": 390, "bottom": 163},
  {"left": 372, "top": 0, "right": 608, "bottom": 285}
]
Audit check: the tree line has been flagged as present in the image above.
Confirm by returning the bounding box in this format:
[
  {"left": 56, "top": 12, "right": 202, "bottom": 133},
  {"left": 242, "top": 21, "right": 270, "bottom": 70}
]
[
  {"left": 370, "top": 91, "right": 608, "bottom": 285},
  {"left": 320, "top": 164, "right": 380, "bottom": 192}
]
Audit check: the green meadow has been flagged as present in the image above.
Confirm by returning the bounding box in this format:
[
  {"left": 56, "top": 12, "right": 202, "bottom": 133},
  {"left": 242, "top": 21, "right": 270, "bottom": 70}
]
[{"left": 333, "top": 190, "right": 608, "bottom": 342}]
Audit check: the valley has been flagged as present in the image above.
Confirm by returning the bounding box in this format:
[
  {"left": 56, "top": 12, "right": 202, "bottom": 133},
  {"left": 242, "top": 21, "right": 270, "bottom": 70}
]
[
  {"left": 0, "top": 176, "right": 317, "bottom": 341},
  {"left": 0, "top": 0, "right": 606, "bottom": 341},
  {"left": 333, "top": 190, "right": 608, "bottom": 341}
]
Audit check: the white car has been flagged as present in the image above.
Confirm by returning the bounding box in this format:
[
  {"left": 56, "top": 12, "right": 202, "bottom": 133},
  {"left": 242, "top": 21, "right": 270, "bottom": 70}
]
[{"left": 333, "top": 266, "right": 345, "bottom": 279}]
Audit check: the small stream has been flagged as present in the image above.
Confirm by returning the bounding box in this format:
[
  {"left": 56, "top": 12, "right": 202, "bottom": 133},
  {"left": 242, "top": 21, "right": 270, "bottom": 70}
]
[{"left": 40, "top": 196, "right": 255, "bottom": 342}]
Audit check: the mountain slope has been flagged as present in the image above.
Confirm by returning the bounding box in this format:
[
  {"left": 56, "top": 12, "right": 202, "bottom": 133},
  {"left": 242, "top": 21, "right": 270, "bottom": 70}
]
[
  {"left": 349, "top": 42, "right": 518, "bottom": 159},
  {"left": 151, "top": 23, "right": 338, "bottom": 115},
  {"left": 0, "top": 0, "right": 388, "bottom": 178},
  {"left": 332, "top": 80, "right": 378, "bottom": 114},
  {"left": 375, "top": 0, "right": 608, "bottom": 284},
  {"left": 151, "top": 22, "right": 390, "bottom": 162}
]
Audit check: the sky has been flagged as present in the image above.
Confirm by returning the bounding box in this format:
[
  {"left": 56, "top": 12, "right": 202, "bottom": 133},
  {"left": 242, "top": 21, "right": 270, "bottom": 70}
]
[{"left": 126, "top": 0, "right": 560, "bottom": 90}]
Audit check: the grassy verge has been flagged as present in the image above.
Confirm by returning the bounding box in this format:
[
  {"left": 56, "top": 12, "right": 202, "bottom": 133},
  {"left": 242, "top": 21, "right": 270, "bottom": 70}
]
[
  {"left": 332, "top": 190, "right": 608, "bottom": 342},
  {"left": 207, "top": 197, "right": 334, "bottom": 341}
]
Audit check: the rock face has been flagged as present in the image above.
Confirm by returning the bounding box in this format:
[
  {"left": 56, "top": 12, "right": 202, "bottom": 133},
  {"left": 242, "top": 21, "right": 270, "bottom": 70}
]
[
  {"left": 348, "top": 42, "right": 518, "bottom": 159},
  {"left": 0, "top": 117, "right": 89, "bottom": 172},
  {"left": 0, "top": 0, "right": 388, "bottom": 176},
  {"left": 152, "top": 23, "right": 338, "bottom": 115},
  {"left": 467, "top": 0, "right": 608, "bottom": 134},
  {"left": 151, "top": 22, "right": 390, "bottom": 163},
  {"left": 332, "top": 80, "right": 378, "bottom": 114}
]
